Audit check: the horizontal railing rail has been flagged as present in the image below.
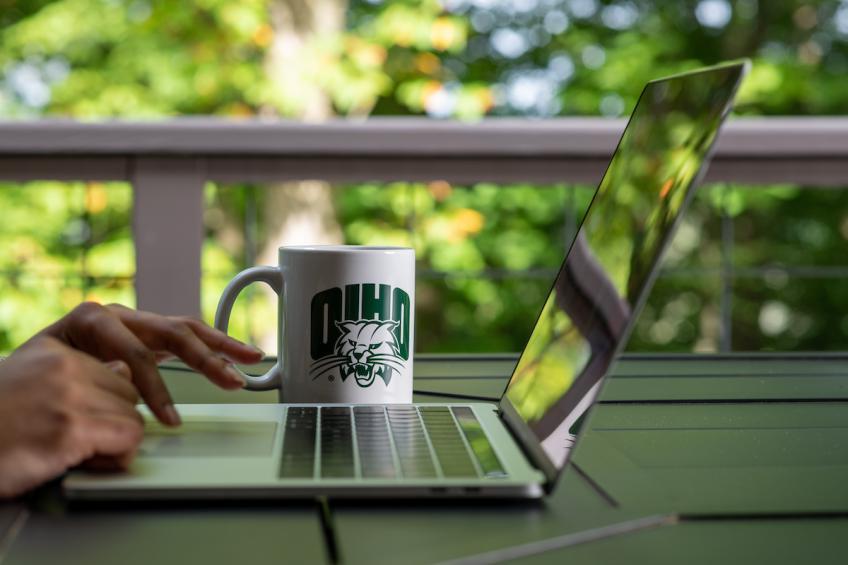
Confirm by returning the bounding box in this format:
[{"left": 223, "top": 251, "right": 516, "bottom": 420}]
[{"left": 0, "top": 117, "right": 845, "bottom": 317}]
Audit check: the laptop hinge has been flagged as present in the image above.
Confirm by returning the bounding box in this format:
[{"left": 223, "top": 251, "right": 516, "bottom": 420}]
[{"left": 498, "top": 400, "right": 559, "bottom": 493}]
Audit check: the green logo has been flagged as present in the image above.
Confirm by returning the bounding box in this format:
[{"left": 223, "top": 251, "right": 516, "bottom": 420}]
[{"left": 309, "top": 284, "right": 410, "bottom": 387}]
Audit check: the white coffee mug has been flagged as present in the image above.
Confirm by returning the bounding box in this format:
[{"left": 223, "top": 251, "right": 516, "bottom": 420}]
[{"left": 214, "top": 245, "right": 415, "bottom": 403}]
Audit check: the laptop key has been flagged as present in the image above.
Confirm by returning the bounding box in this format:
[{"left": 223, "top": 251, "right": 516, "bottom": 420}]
[
  {"left": 280, "top": 407, "right": 318, "bottom": 478},
  {"left": 452, "top": 407, "right": 507, "bottom": 478},
  {"left": 320, "top": 407, "right": 355, "bottom": 478},
  {"left": 419, "top": 407, "right": 478, "bottom": 478},
  {"left": 387, "top": 407, "right": 437, "bottom": 478},
  {"left": 354, "top": 406, "right": 397, "bottom": 479}
]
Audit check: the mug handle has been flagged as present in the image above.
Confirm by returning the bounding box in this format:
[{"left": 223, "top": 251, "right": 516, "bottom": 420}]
[{"left": 214, "top": 266, "right": 284, "bottom": 391}]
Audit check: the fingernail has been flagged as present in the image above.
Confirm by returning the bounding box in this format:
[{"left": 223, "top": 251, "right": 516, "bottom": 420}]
[
  {"left": 163, "top": 404, "right": 182, "bottom": 426},
  {"left": 231, "top": 337, "right": 263, "bottom": 356},
  {"left": 105, "top": 360, "right": 130, "bottom": 378},
  {"left": 225, "top": 364, "right": 247, "bottom": 387}
]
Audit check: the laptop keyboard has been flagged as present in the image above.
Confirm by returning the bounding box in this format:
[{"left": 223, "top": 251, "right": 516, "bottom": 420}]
[{"left": 279, "top": 406, "right": 507, "bottom": 480}]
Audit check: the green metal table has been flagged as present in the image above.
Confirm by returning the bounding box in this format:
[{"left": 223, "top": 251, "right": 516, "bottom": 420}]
[{"left": 2, "top": 354, "right": 847, "bottom": 564}]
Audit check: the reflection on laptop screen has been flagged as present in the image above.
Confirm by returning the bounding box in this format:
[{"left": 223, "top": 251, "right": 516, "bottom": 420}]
[{"left": 502, "top": 63, "right": 746, "bottom": 473}]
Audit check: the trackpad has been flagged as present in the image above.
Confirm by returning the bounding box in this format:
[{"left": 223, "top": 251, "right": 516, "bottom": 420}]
[{"left": 140, "top": 418, "right": 278, "bottom": 457}]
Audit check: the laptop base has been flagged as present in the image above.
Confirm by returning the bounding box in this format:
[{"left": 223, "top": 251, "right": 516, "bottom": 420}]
[{"left": 63, "top": 403, "right": 546, "bottom": 501}]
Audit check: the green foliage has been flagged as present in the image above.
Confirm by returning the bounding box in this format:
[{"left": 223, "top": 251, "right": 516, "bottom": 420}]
[
  {"left": 1, "top": 0, "right": 269, "bottom": 117},
  {"left": 0, "top": 181, "right": 133, "bottom": 350}
]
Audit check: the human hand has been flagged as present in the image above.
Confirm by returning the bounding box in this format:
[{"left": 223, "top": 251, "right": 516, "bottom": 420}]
[
  {"left": 0, "top": 336, "right": 143, "bottom": 499},
  {"left": 37, "top": 302, "right": 263, "bottom": 427}
]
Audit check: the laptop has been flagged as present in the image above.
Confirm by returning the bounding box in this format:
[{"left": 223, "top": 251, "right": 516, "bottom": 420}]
[{"left": 65, "top": 61, "right": 748, "bottom": 500}]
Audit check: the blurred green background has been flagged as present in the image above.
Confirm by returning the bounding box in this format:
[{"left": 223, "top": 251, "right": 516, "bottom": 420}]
[{"left": 1, "top": 0, "right": 847, "bottom": 353}]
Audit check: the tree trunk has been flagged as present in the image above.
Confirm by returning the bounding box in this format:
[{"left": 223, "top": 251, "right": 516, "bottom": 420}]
[
  {"left": 256, "top": 0, "right": 347, "bottom": 349},
  {"left": 260, "top": 0, "right": 347, "bottom": 260}
]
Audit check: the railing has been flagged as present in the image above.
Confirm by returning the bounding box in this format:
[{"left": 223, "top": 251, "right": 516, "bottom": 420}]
[{"left": 0, "top": 117, "right": 846, "bottom": 319}]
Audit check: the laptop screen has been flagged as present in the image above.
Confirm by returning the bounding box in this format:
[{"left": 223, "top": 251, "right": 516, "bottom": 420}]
[{"left": 500, "top": 62, "right": 748, "bottom": 482}]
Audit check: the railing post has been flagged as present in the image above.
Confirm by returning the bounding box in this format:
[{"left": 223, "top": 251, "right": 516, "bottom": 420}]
[{"left": 131, "top": 157, "right": 205, "bottom": 317}]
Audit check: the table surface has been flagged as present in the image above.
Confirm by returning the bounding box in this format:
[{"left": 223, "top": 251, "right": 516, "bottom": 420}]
[{"left": 2, "top": 353, "right": 848, "bottom": 564}]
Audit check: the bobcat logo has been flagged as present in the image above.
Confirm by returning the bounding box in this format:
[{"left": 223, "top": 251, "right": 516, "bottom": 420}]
[
  {"left": 309, "top": 283, "right": 411, "bottom": 388},
  {"left": 310, "top": 320, "right": 404, "bottom": 387}
]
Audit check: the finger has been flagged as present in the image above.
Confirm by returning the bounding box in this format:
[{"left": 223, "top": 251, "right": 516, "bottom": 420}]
[
  {"left": 104, "top": 359, "right": 131, "bottom": 380},
  {"left": 92, "top": 361, "right": 140, "bottom": 405},
  {"left": 182, "top": 318, "right": 265, "bottom": 363},
  {"left": 155, "top": 326, "right": 245, "bottom": 390},
  {"left": 83, "top": 387, "right": 144, "bottom": 427},
  {"left": 112, "top": 307, "right": 264, "bottom": 364},
  {"left": 81, "top": 452, "right": 137, "bottom": 473},
  {"left": 88, "top": 314, "right": 181, "bottom": 427},
  {"left": 107, "top": 313, "right": 246, "bottom": 390},
  {"left": 155, "top": 351, "right": 176, "bottom": 363},
  {"left": 79, "top": 412, "right": 144, "bottom": 459},
  {"left": 88, "top": 376, "right": 141, "bottom": 410}
]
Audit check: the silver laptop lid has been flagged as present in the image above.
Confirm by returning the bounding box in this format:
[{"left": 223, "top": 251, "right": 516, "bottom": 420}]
[{"left": 499, "top": 61, "right": 749, "bottom": 492}]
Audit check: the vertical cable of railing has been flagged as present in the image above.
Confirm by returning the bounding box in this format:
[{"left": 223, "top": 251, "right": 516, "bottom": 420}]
[
  {"left": 244, "top": 184, "right": 260, "bottom": 344},
  {"left": 719, "top": 185, "right": 734, "bottom": 352},
  {"left": 81, "top": 183, "right": 91, "bottom": 300},
  {"left": 408, "top": 182, "right": 418, "bottom": 253},
  {"left": 563, "top": 185, "right": 573, "bottom": 250}
]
